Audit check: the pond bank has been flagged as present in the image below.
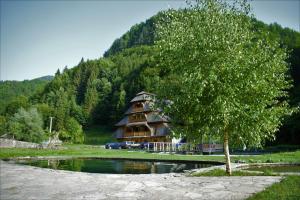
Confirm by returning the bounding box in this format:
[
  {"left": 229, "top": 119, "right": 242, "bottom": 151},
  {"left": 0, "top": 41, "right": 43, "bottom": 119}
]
[{"left": 0, "top": 160, "right": 281, "bottom": 200}]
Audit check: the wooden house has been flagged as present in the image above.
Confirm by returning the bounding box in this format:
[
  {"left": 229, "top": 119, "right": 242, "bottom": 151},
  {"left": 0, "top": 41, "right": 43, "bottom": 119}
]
[{"left": 115, "top": 91, "right": 171, "bottom": 143}]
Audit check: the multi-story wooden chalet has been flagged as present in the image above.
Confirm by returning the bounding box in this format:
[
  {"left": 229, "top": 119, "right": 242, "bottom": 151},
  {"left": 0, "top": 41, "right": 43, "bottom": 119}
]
[{"left": 115, "top": 91, "right": 170, "bottom": 143}]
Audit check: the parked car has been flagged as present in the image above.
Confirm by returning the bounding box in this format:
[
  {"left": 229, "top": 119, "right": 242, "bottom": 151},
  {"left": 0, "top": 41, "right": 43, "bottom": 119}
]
[
  {"left": 140, "top": 142, "right": 154, "bottom": 149},
  {"left": 129, "top": 142, "right": 141, "bottom": 149},
  {"left": 120, "top": 141, "right": 134, "bottom": 149},
  {"left": 105, "top": 142, "right": 121, "bottom": 149}
]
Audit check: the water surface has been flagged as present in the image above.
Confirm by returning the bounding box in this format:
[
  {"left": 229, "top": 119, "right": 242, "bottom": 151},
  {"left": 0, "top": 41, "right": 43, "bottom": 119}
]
[{"left": 12, "top": 158, "right": 218, "bottom": 174}]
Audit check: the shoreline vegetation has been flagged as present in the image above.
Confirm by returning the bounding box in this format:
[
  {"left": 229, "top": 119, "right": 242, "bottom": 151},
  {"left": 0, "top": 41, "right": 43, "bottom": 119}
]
[{"left": 1, "top": 144, "right": 299, "bottom": 164}]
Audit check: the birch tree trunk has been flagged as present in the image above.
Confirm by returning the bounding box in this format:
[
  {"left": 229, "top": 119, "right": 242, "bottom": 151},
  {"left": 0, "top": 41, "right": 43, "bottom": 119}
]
[{"left": 224, "top": 129, "right": 232, "bottom": 175}]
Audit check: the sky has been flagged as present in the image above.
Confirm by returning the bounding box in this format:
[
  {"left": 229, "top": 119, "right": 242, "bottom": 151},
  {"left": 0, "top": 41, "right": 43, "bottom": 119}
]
[{"left": 0, "top": 0, "right": 299, "bottom": 81}]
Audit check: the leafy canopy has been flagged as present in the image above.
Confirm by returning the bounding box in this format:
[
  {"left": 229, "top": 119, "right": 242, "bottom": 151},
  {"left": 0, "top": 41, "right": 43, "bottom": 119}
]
[{"left": 155, "top": 0, "right": 292, "bottom": 147}]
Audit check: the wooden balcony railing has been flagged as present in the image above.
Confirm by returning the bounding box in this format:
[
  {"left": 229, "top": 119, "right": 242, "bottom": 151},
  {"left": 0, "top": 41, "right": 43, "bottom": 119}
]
[
  {"left": 124, "top": 131, "right": 150, "bottom": 137},
  {"left": 128, "top": 118, "right": 146, "bottom": 123}
]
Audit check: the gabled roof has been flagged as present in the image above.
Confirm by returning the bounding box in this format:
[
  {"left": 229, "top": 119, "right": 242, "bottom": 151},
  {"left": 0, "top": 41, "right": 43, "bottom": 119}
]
[
  {"left": 136, "top": 91, "right": 155, "bottom": 96},
  {"left": 115, "top": 116, "right": 129, "bottom": 126},
  {"left": 130, "top": 91, "right": 156, "bottom": 103},
  {"left": 146, "top": 113, "right": 169, "bottom": 123},
  {"left": 115, "top": 112, "right": 169, "bottom": 127}
]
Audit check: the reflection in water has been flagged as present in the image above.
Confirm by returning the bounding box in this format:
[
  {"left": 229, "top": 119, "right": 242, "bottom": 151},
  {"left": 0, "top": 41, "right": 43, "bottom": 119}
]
[{"left": 14, "top": 159, "right": 216, "bottom": 174}]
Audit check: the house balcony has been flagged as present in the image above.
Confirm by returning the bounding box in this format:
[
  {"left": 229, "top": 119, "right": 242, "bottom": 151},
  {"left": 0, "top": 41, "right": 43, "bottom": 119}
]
[
  {"left": 128, "top": 118, "right": 147, "bottom": 123},
  {"left": 123, "top": 131, "right": 151, "bottom": 138}
]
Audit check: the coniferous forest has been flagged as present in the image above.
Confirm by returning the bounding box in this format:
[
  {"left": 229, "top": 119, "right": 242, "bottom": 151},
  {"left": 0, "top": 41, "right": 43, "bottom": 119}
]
[{"left": 0, "top": 11, "right": 299, "bottom": 145}]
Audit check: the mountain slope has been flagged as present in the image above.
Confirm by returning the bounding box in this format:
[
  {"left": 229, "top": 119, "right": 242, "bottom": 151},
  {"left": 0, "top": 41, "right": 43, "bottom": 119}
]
[{"left": 0, "top": 76, "right": 54, "bottom": 114}]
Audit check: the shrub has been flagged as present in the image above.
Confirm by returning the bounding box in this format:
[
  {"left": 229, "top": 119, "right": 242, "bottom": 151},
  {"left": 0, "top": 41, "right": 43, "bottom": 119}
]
[
  {"left": 59, "top": 117, "right": 84, "bottom": 144},
  {"left": 7, "top": 107, "right": 46, "bottom": 143}
]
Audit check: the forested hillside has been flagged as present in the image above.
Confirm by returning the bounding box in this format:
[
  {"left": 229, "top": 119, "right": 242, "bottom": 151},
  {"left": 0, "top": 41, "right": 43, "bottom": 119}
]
[
  {"left": 1, "top": 10, "right": 299, "bottom": 145},
  {"left": 0, "top": 76, "right": 53, "bottom": 114}
]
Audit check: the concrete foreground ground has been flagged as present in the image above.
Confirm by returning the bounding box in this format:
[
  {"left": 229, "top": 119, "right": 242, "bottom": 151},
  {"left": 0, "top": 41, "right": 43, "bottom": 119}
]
[{"left": 0, "top": 160, "right": 282, "bottom": 200}]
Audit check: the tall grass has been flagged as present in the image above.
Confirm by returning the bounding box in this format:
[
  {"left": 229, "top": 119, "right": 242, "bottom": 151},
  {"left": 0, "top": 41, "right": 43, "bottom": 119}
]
[{"left": 83, "top": 125, "right": 116, "bottom": 145}]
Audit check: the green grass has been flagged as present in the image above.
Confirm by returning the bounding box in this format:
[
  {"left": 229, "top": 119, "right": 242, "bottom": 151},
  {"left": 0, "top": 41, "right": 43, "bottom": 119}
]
[
  {"left": 247, "top": 176, "right": 300, "bottom": 200},
  {"left": 83, "top": 125, "right": 116, "bottom": 145},
  {"left": 1, "top": 145, "right": 300, "bottom": 165},
  {"left": 246, "top": 165, "right": 300, "bottom": 173},
  {"left": 0, "top": 144, "right": 224, "bottom": 162},
  {"left": 193, "top": 169, "right": 275, "bottom": 176},
  {"left": 234, "top": 151, "right": 300, "bottom": 164}
]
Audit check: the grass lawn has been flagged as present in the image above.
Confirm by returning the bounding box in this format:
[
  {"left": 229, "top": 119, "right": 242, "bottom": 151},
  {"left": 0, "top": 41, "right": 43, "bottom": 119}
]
[
  {"left": 83, "top": 125, "right": 116, "bottom": 145},
  {"left": 1, "top": 144, "right": 300, "bottom": 164},
  {"left": 0, "top": 144, "right": 224, "bottom": 162},
  {"left": 233, "top": 151, "right": 300, "bottom": 164},
  {"left": 247, "top": 176, "right": 300, "bottom": 200}
]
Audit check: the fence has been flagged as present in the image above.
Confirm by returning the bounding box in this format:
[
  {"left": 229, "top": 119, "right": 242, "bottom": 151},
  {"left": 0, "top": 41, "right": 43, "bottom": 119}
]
[
  {"left": 145, "top": 142, "right": 202, "bottom": 153},
  {"left": 144, "top": 142, "right": 223, "bottom": 154},
  {"left": 0, "top": 138, "right": 40, "bottom": 148}
]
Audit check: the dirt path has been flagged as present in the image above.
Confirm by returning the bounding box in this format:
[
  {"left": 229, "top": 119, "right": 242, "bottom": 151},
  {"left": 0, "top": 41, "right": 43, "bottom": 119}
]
[{"left": 0, "top": 160, "right": 281, "bottom": 200}]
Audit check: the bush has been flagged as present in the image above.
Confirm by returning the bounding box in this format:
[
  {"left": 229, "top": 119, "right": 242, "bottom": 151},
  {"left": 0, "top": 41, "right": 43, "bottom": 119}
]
[
  {"left": 7, "top": 107, "right": 46, "bottom": 143},
  {"left": 59, "top": 118, "right": 84, "bottom": 144}
]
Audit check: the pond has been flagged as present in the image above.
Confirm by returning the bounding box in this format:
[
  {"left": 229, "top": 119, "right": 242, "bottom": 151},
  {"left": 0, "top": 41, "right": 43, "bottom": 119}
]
[
  {"left": 245, "top": 165, "right": 300, "bottom": 173},
  {"left": 10, "top": 158, "right": 220, "bottom": 174}
]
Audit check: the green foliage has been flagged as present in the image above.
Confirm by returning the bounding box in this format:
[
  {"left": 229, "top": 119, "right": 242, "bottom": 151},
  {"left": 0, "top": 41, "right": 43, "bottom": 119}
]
[
  {"left": 103, "top": 15, "right": 158, "bottom": 57},
  {"left": 7, "top": 107, "right": 46, "bottom": 143},
  {"left": 0, "top": 115, "right": 7, "bottom": 134},
  {"left": 59, "top": 117, "right": 84, "bottom": 144},
  {"left": 83, "top": 125, "right": 116, "bottom": 145},
  {"left": 0, "top": 76, "right": 52, "bottom": 114},
  {"left": 155, "top": 0, "right": 292, "bottom": 148},
  {"left": 4, "top": 96, "right": 29, "bottom": 117},
  {"left": 34, "top": 103, "right": 53, "bottom": 130}
]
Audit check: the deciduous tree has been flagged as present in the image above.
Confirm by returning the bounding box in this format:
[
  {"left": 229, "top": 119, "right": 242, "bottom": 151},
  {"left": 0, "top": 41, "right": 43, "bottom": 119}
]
[{"left": 156, "top": 0, "right": 292, "bottom": 174}]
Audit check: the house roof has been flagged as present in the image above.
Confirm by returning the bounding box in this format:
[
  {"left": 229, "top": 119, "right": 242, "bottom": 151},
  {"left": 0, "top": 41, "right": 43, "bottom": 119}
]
[
  {"left": 115, "top": 112, "right": 169, "bottom": 127},
  {"left": 130, "top": 92, "right": 155, "bottom": 103},
  {"left": 146, "top": 113, "right": 169, "bottom": 123},
  {"left": 126, "top": 122, "right": 148, "bottom": 126},
  {"left": 126, "top": 122, "right": 152, "bottom": 130},
  {"left": 136, "top": 91, "right": 155, "bottom": 96},
  {"left": 115, "top": 116, "right": 129, "bottom": 126},
  {"left": 125, "top": 102, "right": 153, "bottom": 115}
]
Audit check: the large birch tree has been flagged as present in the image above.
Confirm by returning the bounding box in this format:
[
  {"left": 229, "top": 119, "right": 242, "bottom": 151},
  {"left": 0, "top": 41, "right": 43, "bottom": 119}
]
[{"left": 155, "top": 0, "right": 292, "bottom": 174}]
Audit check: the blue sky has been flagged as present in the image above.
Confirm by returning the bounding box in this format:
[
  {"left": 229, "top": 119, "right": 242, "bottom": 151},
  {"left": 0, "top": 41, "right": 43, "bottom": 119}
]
[{"left": 1, "top": 0, "right": 299, "bottom": 81}]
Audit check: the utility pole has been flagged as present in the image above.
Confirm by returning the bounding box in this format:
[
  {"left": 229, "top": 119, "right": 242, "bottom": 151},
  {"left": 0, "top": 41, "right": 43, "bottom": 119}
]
[{"left": 49, "top": 117, "right": 53, "bottom": 133}]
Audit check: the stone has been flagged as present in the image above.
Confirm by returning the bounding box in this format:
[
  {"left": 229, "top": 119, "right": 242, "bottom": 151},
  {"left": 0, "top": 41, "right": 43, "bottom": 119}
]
[{"left": 0, "top": 160, "right": 282, "bottom": 200}]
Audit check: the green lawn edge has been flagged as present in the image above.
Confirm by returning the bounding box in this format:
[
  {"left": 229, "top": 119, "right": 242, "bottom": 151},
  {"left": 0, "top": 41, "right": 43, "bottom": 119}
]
[
  {"left": 247, "top": 175, "right": 300, "bottom": 200},
  {"left": 192, "top": 168, "right": 277, "bottom": 176},
  {"left": 1, "top": 145, "right": 300, "bottom": 164}
]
